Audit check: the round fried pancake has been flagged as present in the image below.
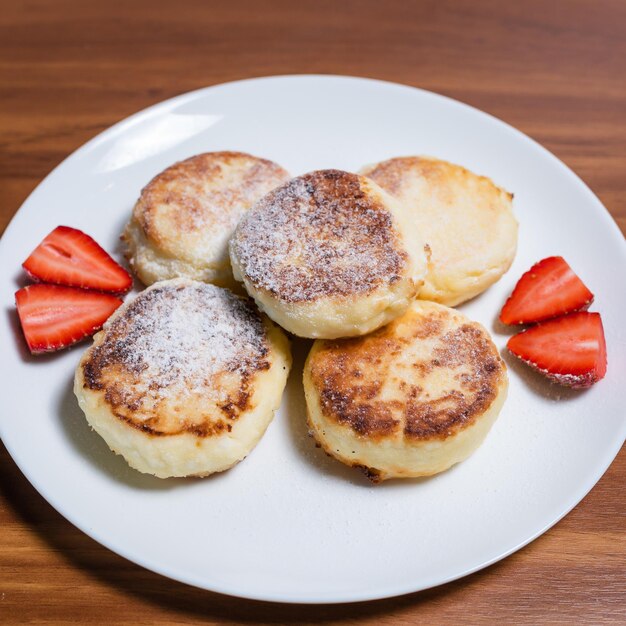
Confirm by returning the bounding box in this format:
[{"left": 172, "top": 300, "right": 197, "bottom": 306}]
[
  {"left": 122, "top": 152, "right": 290, "bottom": 288},
  {"left": 74, "top": 279, "right": 291, "bottom": 478},
  {"left": 229, "top": 169, "right": 429, "bottom": 339},
  {"left": 303, "top": 300, "right": 508, "bottom": 481},
  {"left": 361, "top": 157, "right": 518, "bottom": 306}
]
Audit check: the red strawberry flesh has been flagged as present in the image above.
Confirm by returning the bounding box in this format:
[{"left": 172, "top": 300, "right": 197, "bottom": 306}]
[
  {"left": 500, "top": 256, "right": 593, "bottom": 325},
  {"left": 22, "top": 225, "right": 132, "bottom": 294},
  {"left": 507, "top": 312, "right": 607, "bottom": 388},
  {"left": 15, "top": 284, "right": 123, "bottom": 354}
]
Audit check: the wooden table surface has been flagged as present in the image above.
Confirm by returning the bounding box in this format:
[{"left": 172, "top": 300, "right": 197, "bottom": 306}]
[{"left": 1, "top": 0, "right": 624, "bottom": 623}]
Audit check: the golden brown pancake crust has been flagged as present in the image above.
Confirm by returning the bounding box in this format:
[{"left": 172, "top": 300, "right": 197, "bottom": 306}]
[
  {"left": 363, "top": 156, "right": 514, "bottom": 204},
  {"left": 230, "top": 169, "right": 408, "bottom": 303},
  {"left": 307, "top": 305, "right": 505, "bottom": 442},
  {"left": 132, "top": 151, "right": 290, "bottom": 257},
  {"left": 362, "top": 156, "right": 517, "bottom": 307},
  {"left": 81, "top": 282, "right": 271, "bottom": 438}
]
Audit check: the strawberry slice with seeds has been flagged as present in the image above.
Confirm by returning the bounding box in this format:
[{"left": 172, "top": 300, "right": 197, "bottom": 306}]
[
  {"left": 15, "top": 284, "right": 123, "bottom": 354},
  {"left": 500, "top": 256, "right": 593, "bottom": 325},
  {"left": 507, "top": 312, "right": 607, "bottom": 388},
  {"left": 22, "top": 225, "right": 132, "bottom": 294}
]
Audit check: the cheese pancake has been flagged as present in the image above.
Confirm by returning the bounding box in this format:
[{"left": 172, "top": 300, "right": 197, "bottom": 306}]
[
  {"left": 122, "top": 152, "right": 290, "bottom": 289},
  {"left": 303, "top": 300, "right": 507, "bottom": 481},
  {"left": 361, "top": 157, "right": 517, "bottom": 306},
  {"left": 74, "top": 279, "right": 291, "bottom": 478},
  {"left": 229, "top": 169, "right": 429, "bottom": 339}
]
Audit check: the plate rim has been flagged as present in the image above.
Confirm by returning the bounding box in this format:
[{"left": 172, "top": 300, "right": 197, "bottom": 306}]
[
  {"left": 3, "top": 74, "right": 625, "bottom": 248},
  {"left": 1, "top": 74, "right": 624, "bottom": 604}
]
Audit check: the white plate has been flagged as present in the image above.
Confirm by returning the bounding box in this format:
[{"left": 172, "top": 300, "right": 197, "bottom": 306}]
[{"left": 1, "top": 76, "right": 624, "bottom": 604}]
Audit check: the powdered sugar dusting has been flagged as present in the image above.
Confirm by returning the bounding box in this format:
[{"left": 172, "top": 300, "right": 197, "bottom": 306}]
[
  {"left": 230, "top": 170, "right": 407, "bottom": 303},
  {"left": 82, "top": 280, "right": 270, "bottom": 435}
]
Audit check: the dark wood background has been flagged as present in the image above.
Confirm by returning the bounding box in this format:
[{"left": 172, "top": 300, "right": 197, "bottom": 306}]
[{"left": 1, "top": 1, "right": 624, "bottom": 623}]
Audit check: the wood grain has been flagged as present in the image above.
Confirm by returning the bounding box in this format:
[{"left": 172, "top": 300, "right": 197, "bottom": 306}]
[{"left": 0, "top": 0, "right": 624, "bottom": 623}]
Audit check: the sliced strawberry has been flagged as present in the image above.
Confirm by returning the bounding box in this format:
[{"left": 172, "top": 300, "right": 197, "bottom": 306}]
[
  {"left": 22, "top": 226, "right": 132, "bottom": 294},
  {"left": 507, "top": 312, "right": 607, "bottom": 388},
  {"left": 15, "top": 284, "right": 123, "bottom": 354},
  {"left": 500, "top": 256, "right": 593, "bottom": 325}
]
